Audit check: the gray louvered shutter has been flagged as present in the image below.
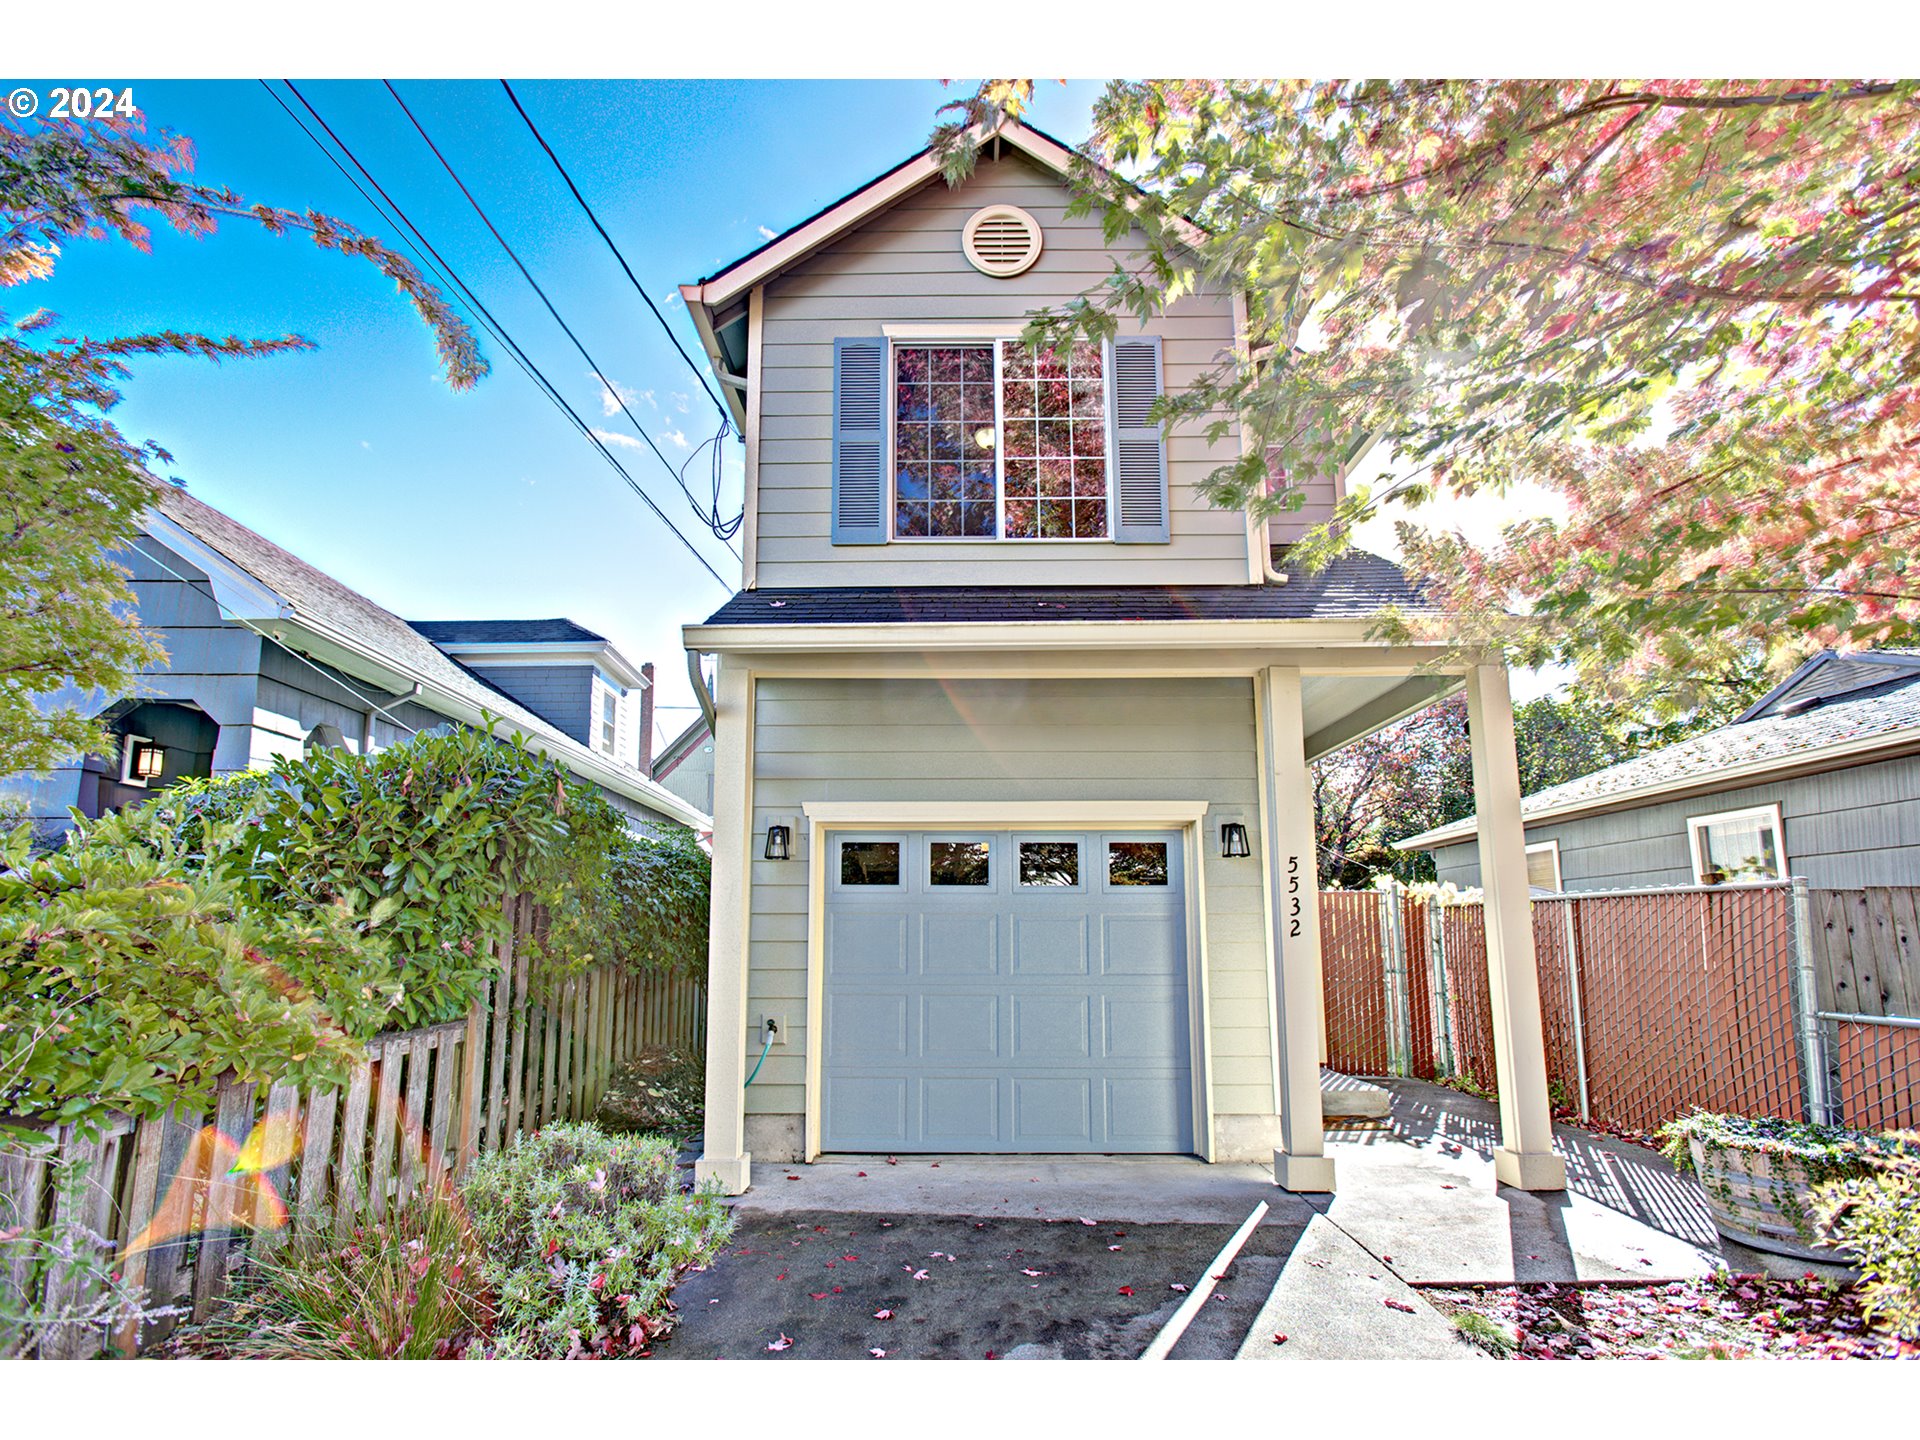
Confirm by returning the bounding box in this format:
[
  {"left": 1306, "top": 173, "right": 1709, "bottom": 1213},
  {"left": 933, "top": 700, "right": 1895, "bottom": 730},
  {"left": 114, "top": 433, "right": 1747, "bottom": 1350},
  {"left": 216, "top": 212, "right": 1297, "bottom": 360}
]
[
  {"left": 831, "top": 337, "right": 888, "bottom": 544},
  {"left": 1107, "top": 335, "right": 1170, "bottom": 543}
]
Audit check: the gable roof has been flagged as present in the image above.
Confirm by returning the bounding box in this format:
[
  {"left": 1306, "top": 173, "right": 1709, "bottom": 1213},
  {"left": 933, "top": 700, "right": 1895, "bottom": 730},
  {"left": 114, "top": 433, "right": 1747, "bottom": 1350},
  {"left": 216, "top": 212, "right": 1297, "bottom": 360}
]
[
  {"left": 651, "top": 712, "right": 712, "bottom": 783},
  {"left": 144, "top": 485, "right": 710, "bottom": 832},
  {"left": 410, "top": 618, "right": 607, "bottom": 646},
  {"left": 680, "top": 118, "right": 1206, "bottom": 429},
  {"left": 1397, "top": 654, "right": 1920, "bottom": 851}
]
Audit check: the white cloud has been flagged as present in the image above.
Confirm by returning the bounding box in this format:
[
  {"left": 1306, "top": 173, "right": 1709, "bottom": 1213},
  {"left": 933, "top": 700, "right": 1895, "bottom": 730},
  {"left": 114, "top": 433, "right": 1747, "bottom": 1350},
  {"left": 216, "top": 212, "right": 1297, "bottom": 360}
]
[
  {"left": 359, "top": 440, "right": 371, "bottom": 450},
  {"left": 757, "top": 224, "right": 777, "bottom": 240},
  {"left": 590, "top": 427, "right": 647, "bottom": 451},
  {"left": 589, "top": 371, "right": 650, "bottom": 419},
  {"left": 670, "top": 391, "right": 689, "bottom": 413},
  {"left": 661, "top": 428, "right": 689, "bottom": 450}
]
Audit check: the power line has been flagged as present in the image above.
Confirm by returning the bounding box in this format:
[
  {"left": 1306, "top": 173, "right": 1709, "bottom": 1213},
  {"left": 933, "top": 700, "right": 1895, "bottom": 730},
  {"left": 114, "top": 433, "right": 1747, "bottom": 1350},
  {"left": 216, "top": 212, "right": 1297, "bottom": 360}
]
[
  {"left": 382, "top": 80, "right": 740, "bottom": 558},
  {"left": 498, "top": 79, "right": 727, "bottom": 421},
  {"left": 265, "top": 80, "right": 733, "bottom": 591}
]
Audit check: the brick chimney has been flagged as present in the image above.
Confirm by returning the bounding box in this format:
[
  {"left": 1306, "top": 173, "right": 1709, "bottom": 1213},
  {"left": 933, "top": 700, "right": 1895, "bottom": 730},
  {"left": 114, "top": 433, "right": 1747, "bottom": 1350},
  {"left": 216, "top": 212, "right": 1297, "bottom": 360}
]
[{"left": 638, "top": 662, "right": 655, "bottom": 770}]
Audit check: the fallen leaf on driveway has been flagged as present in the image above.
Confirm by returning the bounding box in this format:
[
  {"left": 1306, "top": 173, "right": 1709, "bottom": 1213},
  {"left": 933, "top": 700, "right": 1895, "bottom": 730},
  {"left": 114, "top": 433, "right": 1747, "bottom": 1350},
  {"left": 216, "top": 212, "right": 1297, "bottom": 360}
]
[
  {"left": 886, "top": 1156, "right": 898, "bottom": 1165},
  {"left": 775, "top": 1272, "right": 787, "bottom": 1281},
  {"left": 869, "top": 1348, "right": 887, "bottom": 1358},
  {"left": 985, "top": 1350, "right": 998, "bottom": 1360},
  {"left": 1440, "top": 1184, "right": 1456, "bottom": 1190},
  {"left": 842, "top": 1254, "right": 860, "bottom": 1262},
  {"left": 785, "top": 1175, "right": 800, "bottom": 1181},
  {"left": 1107, "top": 1245, "right": 1122, "bottom": 1252},
  {"left": 1271, "top": 1333, "right": 1288, "bottom": 1346},
  {"left": 1384, "top": 1299, "right": 1417, "bottom": 1313},
  {"left": 767, "top": 1334, "right": 794, "bottom": 1351},
  {"left": 1170, "top": 1283, "right": 1188, "bottom": 1292},
  {"left": 832, "top": 1286, "right": 844, "bottom": 1294},
  {"left": 810, "top": 1292, "right": 829, "bottom": 1300},
  {"left": 1118, "top": 1286, "right": 1135, "bottom": 1297},
  {"left": 931, "top": 1161, "right": 940, "bottom": 1168},
  {"left": 1078, "top": 1218, "right": 1098, "bottom": 1226},
  {"left": 911, "top": 1269, "right": 930, "bottom": 1281},
  {"left": 1021, "top": 1268, "right": 1047, "bottom": 1277},
  {"left": 856, "top": 1172, "right": 868, "bottom": 1178},
  {"left": 874, "top": 1309, "right": 894, "bottom": 1320},
  {"left": 1383, "top": 1255, "right": 1394, "bottom": 1264}
]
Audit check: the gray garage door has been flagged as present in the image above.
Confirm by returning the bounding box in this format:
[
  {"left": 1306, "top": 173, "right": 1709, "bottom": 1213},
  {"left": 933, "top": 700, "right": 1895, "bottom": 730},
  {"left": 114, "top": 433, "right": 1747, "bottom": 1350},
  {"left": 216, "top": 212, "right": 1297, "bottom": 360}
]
[{"left": 821, "top": 830, "right": 1194, "bottom": 1154}]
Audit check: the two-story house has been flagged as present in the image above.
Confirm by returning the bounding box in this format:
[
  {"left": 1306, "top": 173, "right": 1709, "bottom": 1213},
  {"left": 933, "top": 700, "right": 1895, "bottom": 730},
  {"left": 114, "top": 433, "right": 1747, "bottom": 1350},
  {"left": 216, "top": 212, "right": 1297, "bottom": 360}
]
[{"left": 677, "top": 120, "right": 1566, "bottom": 1196}]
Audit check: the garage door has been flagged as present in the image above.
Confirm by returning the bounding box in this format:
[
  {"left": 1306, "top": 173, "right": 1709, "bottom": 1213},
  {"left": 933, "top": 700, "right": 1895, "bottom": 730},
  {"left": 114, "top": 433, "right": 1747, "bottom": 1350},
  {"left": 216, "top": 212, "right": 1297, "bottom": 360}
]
[{"left": 821, "top": 830, "right": 1194, "bottom": 1153}]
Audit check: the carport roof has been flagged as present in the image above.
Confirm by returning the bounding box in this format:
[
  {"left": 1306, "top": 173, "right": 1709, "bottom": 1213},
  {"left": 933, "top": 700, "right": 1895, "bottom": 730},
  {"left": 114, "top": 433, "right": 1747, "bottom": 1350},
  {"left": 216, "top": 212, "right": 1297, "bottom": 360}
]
[{"left": 700, "top": 552, "right": 1431, "bottom": 626}]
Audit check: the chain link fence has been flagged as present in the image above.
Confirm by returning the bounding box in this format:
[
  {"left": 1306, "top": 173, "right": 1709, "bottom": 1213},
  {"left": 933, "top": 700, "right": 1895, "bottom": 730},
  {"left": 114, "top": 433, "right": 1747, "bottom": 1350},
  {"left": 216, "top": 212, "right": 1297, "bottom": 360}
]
[{"left": 1319, "top": 881, "right": 1920, "bottom": 1136}]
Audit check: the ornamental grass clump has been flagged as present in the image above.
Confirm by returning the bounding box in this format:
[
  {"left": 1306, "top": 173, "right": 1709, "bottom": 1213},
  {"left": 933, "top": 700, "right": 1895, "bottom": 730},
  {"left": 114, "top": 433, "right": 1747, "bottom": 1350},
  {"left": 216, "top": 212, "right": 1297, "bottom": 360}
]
[
  {"left": 185, "top": 1188, "right": 494, "bottom": 1359},
  {"left": 459, "top": 1122, "right": 732, "bottom": 1358}
]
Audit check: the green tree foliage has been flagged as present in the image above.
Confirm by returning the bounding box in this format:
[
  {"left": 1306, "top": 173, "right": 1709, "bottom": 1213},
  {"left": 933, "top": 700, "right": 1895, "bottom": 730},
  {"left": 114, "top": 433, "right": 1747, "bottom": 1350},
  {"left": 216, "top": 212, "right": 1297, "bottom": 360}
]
[
  {"left": 1, "top": 110, "right": 482, "bottom": 774},
  {"left": 1312, "top": 687, "right": 1744, "bottom": 885},
  {"left": 935, "top": 80, "right": 1920, "bottom": 710}
]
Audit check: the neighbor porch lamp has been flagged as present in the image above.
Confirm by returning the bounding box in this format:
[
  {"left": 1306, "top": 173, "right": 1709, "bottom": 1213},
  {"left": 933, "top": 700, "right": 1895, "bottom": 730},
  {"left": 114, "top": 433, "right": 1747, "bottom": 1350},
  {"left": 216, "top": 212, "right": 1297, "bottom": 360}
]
[
  {"left": 764, "top": 824, "right": 792, "bottom": 861},
  {"left": 1221, "top": 821, "right": 1251, "bottom": 858},
  {"left": 130, "top": 742, "right": 166, "bottom": 781}
]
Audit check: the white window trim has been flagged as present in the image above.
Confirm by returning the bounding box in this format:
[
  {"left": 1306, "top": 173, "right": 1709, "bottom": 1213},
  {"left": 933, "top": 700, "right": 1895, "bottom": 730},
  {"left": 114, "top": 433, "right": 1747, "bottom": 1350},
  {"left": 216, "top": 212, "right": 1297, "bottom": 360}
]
[
  {"left": 1524, "top": 839, "right": 1563, "bottom": 892},
  {"left": 1686, "top": 802, "right": 1788, "bottom": 886},
  {"left": 885, "top": 334, "right": 1114, "bottom": 545},
  {"left": 120, "top": 732, "right": 155, "bottom": 788}
]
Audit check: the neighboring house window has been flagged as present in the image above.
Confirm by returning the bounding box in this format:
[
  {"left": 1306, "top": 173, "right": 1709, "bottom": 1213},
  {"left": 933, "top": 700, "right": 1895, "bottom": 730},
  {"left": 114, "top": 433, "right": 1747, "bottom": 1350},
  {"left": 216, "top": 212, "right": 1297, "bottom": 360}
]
[
  {"left": 892, "top": 340, "right": 1108, "bottom": 541},
  {"left": 597, "top": 687, "right": 619, "bottom": 757},
  {"left": 1525, "top": 840, "right": 1562, "bottom": 892},
  {"left": 1687, "top": 803, "right": 1787, "bottom": 886}
]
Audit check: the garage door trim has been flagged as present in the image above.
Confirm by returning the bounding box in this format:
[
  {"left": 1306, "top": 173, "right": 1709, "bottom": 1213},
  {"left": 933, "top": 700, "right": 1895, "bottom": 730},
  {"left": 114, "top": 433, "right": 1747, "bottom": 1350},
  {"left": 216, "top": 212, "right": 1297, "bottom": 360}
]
[{"left": 799, "top": 801, "right": 1215, "bottom": 1162}]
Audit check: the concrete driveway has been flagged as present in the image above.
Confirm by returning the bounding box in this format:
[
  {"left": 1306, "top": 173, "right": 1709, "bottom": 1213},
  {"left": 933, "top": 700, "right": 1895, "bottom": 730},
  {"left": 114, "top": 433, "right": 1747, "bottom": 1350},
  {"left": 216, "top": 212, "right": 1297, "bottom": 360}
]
[
  {"left": 656, "top": 1157, "right": 1310, "bottom": 1360},
  {"left": 659, "top": 1083, "right": 1737, "bottom": 1361}
]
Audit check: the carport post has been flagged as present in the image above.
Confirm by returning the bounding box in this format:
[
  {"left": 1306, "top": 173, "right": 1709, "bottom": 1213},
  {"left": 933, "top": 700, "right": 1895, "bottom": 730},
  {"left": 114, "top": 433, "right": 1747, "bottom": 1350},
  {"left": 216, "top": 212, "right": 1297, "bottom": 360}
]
[
  {"left": 1259, "top": 666, "right": 1334, "bottom": 1192},
  {"left": 694, "top": 660, "right": 754, "bottom": 1195},
  {"left": 1465, "top": 662, "right": 1567, "bottom": 1191}
]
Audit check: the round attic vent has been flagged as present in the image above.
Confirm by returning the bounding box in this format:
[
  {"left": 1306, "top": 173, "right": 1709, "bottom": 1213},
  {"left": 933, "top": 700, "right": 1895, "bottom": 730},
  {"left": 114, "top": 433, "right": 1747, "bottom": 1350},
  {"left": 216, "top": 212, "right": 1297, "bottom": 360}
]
[{"left": 962, "top": 204, "right": 1043, "bottom": 277}]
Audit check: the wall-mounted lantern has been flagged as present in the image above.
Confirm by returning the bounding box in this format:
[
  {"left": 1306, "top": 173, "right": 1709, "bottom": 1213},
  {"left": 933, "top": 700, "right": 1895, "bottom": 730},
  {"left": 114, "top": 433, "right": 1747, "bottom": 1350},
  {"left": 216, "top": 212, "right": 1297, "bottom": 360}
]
[
  {"left": 130, "top": 742, "right": 166, "bottom": 781},
  {"left": 1221, "top": 821, "right": 1251, "bottom": 858},
  {"left": 764, "top": 823, "right": 792, "bottom": 861}
]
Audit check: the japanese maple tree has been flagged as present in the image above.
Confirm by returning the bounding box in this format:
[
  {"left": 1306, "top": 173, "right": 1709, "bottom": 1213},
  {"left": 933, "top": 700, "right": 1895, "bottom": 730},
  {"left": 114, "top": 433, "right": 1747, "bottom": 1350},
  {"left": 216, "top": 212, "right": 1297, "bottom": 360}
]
[
  {"left": 936, "top": 80, "right": 1920, "bottom": 708},
  {"left": 1, "top": 111, "right": 483, "bottom": 776}
]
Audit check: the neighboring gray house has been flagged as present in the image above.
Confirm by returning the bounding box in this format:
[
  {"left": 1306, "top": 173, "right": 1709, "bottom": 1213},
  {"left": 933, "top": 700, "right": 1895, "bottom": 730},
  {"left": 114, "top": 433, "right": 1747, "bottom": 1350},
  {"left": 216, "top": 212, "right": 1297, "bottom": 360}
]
[
  {"left": 672, "top": 118, "right": 1572, "bottom": 1201},
  {"left": 1399, "top": 650, "right": 1920, "bottom": 892},
  {"left": 651, "top": 712, "right": 714, "bottom": 816},
  {"left": 4, "top": 484, "right": 711, "bottom": 840}
]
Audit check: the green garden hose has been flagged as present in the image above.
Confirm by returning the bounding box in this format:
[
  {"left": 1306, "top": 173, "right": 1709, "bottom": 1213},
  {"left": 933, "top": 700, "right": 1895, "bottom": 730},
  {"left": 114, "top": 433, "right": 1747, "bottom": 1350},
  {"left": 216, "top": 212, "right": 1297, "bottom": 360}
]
[{"left": 744, "top": 1032, "right": 772, "bottom": 1088}]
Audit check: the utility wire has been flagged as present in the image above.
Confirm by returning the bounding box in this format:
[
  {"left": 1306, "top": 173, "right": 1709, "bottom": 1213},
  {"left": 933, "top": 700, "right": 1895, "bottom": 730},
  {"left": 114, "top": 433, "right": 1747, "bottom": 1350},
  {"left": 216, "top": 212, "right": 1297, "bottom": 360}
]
[
  {"left": 498, "top": 78, "right": 727, "bottom": 421},
  {"left": 497, "top": 80, "right": 742, "bottom": 545},
  {"left": 382, "top": 80, "right": 740, "bottom": 558},
  {"left": 266, "top": 80, "right": 733, "bottom": 590}
]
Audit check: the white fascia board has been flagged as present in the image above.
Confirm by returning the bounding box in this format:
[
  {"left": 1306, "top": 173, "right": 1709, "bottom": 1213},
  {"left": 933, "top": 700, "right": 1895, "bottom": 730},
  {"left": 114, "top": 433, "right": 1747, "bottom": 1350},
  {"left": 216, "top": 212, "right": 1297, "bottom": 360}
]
[
  {"left": 270, "top": 615, "right": 713, "bottom": 833},
  {"left": 681, "top": 290, "right": 749, "bottom": 432},
  {"left": 682, "top": 617, "right": 1425, "bottom": 655},
  {"left": 1398, "top": 725, "right": 1920, "bottom": 851},
  {"left": 428, "top": 641, "right": 650, "bottom": 691},
  {"left": 803, "top": 800, "right": 1209, "bottom": 827},
  {"left": 143, "top": 511, "right": 291, "bottom": 621}
]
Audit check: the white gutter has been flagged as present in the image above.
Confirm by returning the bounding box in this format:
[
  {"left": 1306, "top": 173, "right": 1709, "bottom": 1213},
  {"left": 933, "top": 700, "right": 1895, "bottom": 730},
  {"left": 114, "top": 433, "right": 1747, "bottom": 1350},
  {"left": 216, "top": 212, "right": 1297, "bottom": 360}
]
[
  {"left": 1400, "top": 724, "right": 1920, "bottom": 850},
  {"left": 682, "top": 616, "right": 1438, "bottom": 655},
  {"left": 273, "top": 611, "right": 714, "bottom": 832}
]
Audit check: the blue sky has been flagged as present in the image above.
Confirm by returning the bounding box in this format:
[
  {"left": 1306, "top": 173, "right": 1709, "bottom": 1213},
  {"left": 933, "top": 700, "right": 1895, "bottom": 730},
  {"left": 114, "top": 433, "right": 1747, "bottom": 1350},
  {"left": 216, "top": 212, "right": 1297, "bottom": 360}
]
[{"left": 12, "top": 79, "right": 1108, "bottom": 741}]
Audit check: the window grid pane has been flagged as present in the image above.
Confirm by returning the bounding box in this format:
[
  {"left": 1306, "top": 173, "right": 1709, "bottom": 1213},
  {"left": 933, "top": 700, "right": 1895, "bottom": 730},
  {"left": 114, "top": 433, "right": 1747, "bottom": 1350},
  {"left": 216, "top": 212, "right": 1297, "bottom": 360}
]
[
  {"left": 895, "top": 345, "right": 996, "bottom": 538},
  {"left": 1000, "top": 340, "right": 1107, "bottom": 539}
]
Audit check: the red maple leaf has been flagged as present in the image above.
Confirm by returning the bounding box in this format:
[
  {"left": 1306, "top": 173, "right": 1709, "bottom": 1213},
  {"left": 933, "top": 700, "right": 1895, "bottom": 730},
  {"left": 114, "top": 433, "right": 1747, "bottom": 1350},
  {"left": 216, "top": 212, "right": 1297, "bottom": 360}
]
[{"left": 1118, "top": 1286, "right": 1135, "bottom": 1297}]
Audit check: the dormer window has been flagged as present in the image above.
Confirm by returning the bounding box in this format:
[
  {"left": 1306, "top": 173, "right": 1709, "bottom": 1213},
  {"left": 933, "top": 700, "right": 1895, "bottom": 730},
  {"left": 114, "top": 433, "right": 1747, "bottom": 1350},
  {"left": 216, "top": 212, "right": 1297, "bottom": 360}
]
[
  {"left": 892, "top": 339, "right": 1109, "bottom": 541},
  {"left": 598, "top": 686, "right": 619, "bottom": 757}
]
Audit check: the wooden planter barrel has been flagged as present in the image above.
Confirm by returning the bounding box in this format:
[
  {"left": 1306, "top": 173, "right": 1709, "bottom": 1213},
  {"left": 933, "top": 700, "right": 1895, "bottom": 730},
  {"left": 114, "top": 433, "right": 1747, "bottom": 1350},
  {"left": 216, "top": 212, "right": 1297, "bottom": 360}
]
[{"left": 1688, "top": 1137, "right": 1839, "bottom": 1263}]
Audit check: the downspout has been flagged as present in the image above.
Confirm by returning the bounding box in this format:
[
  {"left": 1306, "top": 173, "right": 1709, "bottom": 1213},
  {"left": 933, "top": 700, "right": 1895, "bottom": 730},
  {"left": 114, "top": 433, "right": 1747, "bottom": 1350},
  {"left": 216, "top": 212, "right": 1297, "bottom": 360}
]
[{"left": 687, "top": 649, "right": 718, "bottom": 735}]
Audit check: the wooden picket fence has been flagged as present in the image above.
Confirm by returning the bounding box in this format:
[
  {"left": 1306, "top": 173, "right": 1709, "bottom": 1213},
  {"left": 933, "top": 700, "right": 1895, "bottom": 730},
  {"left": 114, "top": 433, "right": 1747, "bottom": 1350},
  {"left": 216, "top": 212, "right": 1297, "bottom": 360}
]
[{"left": 0, "top": 894, "right": 707, "bottom": 1358}]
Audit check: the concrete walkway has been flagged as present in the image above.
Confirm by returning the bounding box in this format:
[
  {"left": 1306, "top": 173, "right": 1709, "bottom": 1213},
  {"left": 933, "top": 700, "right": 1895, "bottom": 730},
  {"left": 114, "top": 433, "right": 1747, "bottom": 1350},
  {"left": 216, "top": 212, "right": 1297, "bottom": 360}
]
[{"left": 1236, "top": 1079, "right": 1726, "bottom": 1359}]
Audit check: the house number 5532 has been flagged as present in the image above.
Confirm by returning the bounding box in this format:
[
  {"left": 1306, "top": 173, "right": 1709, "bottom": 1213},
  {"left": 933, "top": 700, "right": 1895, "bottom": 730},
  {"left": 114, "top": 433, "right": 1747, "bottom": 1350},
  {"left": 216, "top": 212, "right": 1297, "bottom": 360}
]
[{"left": 1287, "top": 855, "right": 1302, "bottom": 937}]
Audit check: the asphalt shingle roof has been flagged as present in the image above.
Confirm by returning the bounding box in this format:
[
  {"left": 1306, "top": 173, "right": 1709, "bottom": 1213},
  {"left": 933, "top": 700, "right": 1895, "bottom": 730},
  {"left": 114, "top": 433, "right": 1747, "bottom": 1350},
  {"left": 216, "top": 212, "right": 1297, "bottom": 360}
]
[
  {"left": 700, "top": 551, "right": 1429, "bottom": 626},
  {"left": 148, "top": 486, "right": 692, "bottom": 818},
  {"left": 1402, "top": 663, "right": 1920, "bottom": 849},
  {"left": 408, "top": 618, "right": 606, "bottom": 645}
]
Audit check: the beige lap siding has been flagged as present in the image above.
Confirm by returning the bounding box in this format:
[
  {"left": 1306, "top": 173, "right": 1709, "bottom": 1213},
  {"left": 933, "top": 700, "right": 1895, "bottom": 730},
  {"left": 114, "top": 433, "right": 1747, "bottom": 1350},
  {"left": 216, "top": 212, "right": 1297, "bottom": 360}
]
[
  {"left": 742, "top": 675, "right": 1276, "bottom": 1143},
  {"left": 756, "top": 152, "right": 1295, "bottom": 588}
]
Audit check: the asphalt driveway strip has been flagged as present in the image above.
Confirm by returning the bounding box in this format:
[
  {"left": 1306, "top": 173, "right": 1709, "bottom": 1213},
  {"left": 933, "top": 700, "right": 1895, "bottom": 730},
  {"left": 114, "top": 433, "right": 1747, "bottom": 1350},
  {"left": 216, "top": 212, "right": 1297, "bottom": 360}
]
[{"left": 655, "top": 1208, "right": 1308, "bottom": 1360}]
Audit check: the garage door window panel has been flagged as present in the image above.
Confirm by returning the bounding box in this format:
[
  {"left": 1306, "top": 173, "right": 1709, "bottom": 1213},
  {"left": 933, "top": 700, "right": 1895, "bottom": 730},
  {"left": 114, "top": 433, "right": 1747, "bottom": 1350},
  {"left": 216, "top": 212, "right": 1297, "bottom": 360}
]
[
  {"left": 1107, "top": 839, "right": 1170, "bottom": 887},
  {"left": 1018, "top": 838, "right": 1083, "bottom": 889}
]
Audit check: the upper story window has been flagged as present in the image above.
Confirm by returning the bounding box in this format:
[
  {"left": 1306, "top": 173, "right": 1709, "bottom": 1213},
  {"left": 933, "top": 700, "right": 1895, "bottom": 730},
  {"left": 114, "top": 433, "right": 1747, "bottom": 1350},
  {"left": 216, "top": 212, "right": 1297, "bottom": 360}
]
[
  {"left": 597, "top": 686, "right": 619, "bottom": 757},
  {"left": 892, "top": 339, "right": 1109, "bottom": 541}
]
